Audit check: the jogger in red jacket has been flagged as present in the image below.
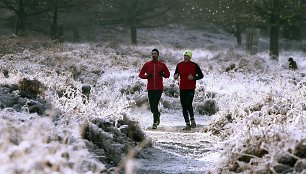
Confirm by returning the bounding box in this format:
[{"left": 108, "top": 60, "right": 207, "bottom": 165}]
[
  {"left": 139, "top": 48, "right": 170, "bottom": 129},
  {"left": 174, "top": 50, "right": 203, "bottom": 130}
]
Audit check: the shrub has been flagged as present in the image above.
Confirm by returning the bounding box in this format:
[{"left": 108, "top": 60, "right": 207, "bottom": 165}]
[{"left": 18, "top": 78, "right": 44, "bottom": 99}]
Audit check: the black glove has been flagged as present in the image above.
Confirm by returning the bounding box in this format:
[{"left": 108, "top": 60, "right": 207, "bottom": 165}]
[
  {"left": 159, "top": 71, "right": 165, "bottom": 77},
  {"left": 146, "top": 73, "right": 152, "bottom": 79}
]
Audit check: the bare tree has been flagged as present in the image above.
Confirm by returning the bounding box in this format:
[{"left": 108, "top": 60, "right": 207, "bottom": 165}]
[
  {"left": 46, "top": 0, "right": 89, "bottom": 40},
  {"left": 48, "top": 0, "right": 71, "bottom": 39},
  {"left": 255, "top": 0, "right": 306, "bottom": 60},
  {"left": 96, "top": 0, "right": 179, "bottom": 45},
  {"left": 184, "top": 0, "right": 257, "bottom": 46},
  {"left": 186, "top": 0, "right": 306, "bottom": 60},
  {"left": 0, "top": 0, "right": 50, "bottom": 35}
]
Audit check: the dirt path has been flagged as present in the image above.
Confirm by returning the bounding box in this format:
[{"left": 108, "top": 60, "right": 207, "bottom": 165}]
[{"left": 131, "top": 110, "right": 221, "bottom": 174}]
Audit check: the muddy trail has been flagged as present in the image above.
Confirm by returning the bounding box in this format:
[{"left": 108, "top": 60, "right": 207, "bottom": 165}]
[{"left": 131, "top": 111, "right": 222, "bottom": 174}]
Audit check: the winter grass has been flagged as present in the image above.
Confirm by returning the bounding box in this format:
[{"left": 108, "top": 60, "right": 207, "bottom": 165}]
[{"left": 0, "top": 31, "right": 306, "bottom": 173}]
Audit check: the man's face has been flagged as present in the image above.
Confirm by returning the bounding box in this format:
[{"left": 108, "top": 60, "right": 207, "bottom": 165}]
[
  {"left": 151, "top": 51, "right": 158, "bottom": 61},
  {"left": 184, "top": 55, "right": 191, "bottom": 62}
]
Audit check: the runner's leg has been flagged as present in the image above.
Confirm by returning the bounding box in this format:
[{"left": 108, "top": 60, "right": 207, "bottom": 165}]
[{"left": 180, "top": 90, "right": 190, "bottom": 125}]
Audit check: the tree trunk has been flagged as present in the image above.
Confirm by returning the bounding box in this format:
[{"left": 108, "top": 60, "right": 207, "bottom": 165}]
[
  {"left": 234, "top": 24, "right": 243, "bottom": 46},
  {"left": 16, "top": 0, "right": 27, "bottom": 36},
  {"left": 16, "top": 14, "right": 27, "bottom": 35},
  {"left": 246, "top": 28, "right": 259, "bottom": 55},
  {"left": 131, "top": 26, "right": 137, "bottom": 45},
  {"left": 269, "top": 0, "right": 280, "bottom": 60},
  {"left": 50, "top": 6, "right": 59, "bottom": 39},
  {"left": 236, "top": 32, "right": 242, "bottom": 46},
  {"left": 15, "top": 0, "right": 28, "bottom": 36},
  {"left": 269, "top": 25, "right": 279, "bottom": 60}
]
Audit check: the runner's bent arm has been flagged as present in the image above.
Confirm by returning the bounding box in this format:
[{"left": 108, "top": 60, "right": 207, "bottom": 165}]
[{"left": 194, "top": 64, "right": 203, "bottom": 80}]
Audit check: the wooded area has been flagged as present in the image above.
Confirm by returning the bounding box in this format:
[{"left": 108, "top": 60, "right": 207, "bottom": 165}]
[{"left": 0, "top": 0, "right": 305, "bottom": 60}]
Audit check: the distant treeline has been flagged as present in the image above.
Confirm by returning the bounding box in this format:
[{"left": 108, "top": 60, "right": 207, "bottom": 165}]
[{"left": 0, "top": 0, "right": 305, "bottom": 58}]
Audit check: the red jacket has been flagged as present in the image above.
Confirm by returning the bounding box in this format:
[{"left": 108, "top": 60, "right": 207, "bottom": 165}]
[
  {"left": 174, "top": 61, "right": 203, "bottom": 90},
  {"left": 139, "top": 60, "right": 170, "bottom": 90}
]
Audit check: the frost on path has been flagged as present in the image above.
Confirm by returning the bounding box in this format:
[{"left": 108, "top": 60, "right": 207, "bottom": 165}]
[{"left": 132, "top": 111, "right": 221, "bottom": 174}]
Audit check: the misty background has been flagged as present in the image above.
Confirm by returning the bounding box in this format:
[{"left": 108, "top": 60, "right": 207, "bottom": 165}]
[
  {"left": 1, "top": 0, "right": 306, "bottom": 59},
  {"left": 1, "top": 1, "right": 306, "bottom": 174}
]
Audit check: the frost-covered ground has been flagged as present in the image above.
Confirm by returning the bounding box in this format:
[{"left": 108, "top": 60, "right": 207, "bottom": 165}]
[{"left": 0, "top": 24, "right": 306, "bottom": 173}]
